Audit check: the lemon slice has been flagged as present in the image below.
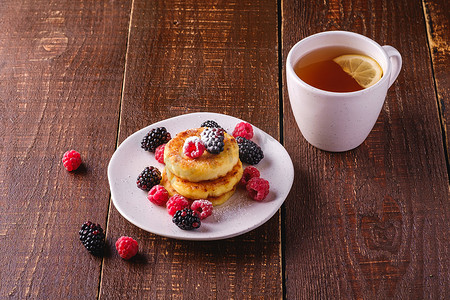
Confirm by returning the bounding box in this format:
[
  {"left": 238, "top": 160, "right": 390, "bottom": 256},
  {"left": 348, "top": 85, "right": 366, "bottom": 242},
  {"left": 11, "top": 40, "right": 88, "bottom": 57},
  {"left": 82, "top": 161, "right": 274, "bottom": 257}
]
[{"left": 333, "top": 54, "right": 383, "bottom": 88}]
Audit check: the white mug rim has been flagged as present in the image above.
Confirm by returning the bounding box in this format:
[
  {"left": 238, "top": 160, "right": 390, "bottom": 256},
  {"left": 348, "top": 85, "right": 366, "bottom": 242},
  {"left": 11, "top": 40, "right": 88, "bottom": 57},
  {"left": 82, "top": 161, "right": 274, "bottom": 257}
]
[{"left": 286, "top": 31, "right": 392, "bottom": 97}]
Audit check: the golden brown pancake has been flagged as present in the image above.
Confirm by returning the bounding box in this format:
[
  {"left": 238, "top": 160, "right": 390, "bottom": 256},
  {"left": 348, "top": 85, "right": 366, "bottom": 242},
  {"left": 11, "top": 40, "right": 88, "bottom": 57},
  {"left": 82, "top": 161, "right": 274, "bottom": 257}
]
[
  {"left": 166, "top": 160, "right": 243, "bottom": 199},
  {"left": 164, "top": 128, "right": 239, "bottom": 182},
  {"left": 161, "top": 169, "right": 238, "bottom": 206}
]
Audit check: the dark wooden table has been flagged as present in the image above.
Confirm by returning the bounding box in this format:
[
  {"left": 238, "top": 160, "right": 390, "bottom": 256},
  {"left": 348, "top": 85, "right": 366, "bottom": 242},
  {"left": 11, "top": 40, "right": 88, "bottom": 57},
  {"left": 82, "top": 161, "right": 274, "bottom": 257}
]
[{"left": 1, "top": 0, "right": 448, "bottom": 299}]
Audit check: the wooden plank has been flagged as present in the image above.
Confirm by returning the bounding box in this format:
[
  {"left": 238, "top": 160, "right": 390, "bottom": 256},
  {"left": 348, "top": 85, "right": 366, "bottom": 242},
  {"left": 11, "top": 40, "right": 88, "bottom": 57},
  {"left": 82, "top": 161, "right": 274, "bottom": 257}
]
[
  {"left": 282, "top": 0, "right": 449, "bottom": 299},
  {"left": 100, "top": 0, "right": 281, "bottom": 299},
  {"left": 0, "top": 0, "right": 131, "bottom": 298},
  {"left": 423, "top": 0, "right": 450, "bottom": 154}
]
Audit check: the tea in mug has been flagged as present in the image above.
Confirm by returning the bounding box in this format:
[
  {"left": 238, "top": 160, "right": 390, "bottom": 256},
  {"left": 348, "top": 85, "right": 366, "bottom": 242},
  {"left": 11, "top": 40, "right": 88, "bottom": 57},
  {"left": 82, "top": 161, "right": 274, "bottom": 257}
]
[{"left": 293, "top": 46, "right": 382, "bottom": 92}]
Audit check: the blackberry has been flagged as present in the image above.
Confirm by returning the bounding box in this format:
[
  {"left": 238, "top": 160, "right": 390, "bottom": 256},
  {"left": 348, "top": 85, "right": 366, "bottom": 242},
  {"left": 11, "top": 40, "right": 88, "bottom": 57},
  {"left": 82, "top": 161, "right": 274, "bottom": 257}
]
[
  {"left": 201, "top": 120, "right": 222, "bottom": 129},
  {"left": 137, "top": 166, "right": 161, "bottom": 191},
  {"left": 200, "top": 127, "right": 225, "bottom": 154},
  {"left": 236, "top": 136, "right": 264, "bottom": 165},
  {"left": 79, "top": 221, "right": 106, "bottom": 256},
  {"left": 172, "top": 208, "right": 201, "bottom": 230},
  {"left": 141, "top": 127, "right": 171, "bottom": 152}
]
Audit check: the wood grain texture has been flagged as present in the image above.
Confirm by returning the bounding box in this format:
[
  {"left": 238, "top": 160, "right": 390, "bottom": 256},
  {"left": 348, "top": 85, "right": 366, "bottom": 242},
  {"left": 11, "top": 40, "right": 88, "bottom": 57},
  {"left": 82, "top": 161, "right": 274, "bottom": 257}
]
[
  {"left": 282, "top": 0, "right": 449, "bottom": 299},
  {"left": 100, "top": 0, "right": 281, "bottom": 299},
  {"left": 423, "top": 0, "right": 450, "bottom": 155},
  {"left": 0, "top": 0, "right": 131, "bottom": 298},
  {"left": 1, "top": 0, "right": 448, "bottom": 299}
]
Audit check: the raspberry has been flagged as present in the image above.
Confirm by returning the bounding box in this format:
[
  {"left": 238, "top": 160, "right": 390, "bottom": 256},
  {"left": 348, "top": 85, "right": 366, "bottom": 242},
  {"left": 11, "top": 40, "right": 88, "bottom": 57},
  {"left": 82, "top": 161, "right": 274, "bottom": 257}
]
[
  {"left": 155, "top": 144, "right": 166, "bottom": 164},
  {"left": 172, "top": 208, "right": 201, "bottom": 230},
  {"left": 166, "top": 194, "right": 190, "bottom": 216},
  {"left": 147, "top": 185, "right": 169, "bottom": 206},
  {"left": 232, "top": 122, "right": 254, "bottom": 140},
  {"left": 200, "top": 127, "right": 225, "bottom": 154},
  {"left": 191, "top": 199, "right": 213, "bottom": 220},
  {"left": 201, "top": 120, "right": 222, "bottom": 129},
  {"left": 240, "top": 166, "right": 260, "bottom": 186},
  {"left": 137, "top": 166, "right": 161, "bottom": 191},
  {"left": 141, "top": 127, "right": 171, "bottom": 152},
  {"left": 79, "top": 221, "right": 105, "bottom": 256},
  {"left": 115, "top": 236, "right": 138, "bottom": 260},
  {"left": 246, "top": 177, "right": 270, "bottom": 201},
  {"left": 183, "top": 136, "right": 206, "bottom": 159},
  {"left": 236, "top": 136, "right": 264, "bottom": 165},
  {"left": 62, "top": 150, "right": 82, "bottom": 171}
]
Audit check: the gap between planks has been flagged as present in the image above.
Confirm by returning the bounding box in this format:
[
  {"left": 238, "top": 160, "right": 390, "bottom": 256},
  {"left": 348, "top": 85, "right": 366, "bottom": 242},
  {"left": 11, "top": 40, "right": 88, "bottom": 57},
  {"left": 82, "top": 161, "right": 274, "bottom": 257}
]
[
  {"left": 277, "top": 0, "right": 288, "bottom": 299},
  {"left": 421, "top": 0, "right": 450, "bottom": 181},
  {"left": 97, "top": 0, "right": 136, "bottom": 299}
]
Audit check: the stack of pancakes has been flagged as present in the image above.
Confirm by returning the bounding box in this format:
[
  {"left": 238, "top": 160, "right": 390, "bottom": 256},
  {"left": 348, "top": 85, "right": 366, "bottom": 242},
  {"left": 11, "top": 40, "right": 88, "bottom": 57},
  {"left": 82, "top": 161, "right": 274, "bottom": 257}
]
[{"left": 162, "top": 128, "right": 243, "bottom": 206}]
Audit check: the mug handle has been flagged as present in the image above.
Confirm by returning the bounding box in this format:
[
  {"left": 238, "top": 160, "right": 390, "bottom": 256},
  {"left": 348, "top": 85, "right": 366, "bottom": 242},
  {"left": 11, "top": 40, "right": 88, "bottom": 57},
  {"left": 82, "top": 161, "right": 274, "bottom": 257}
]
[{"left": 382, "top": 45, "right": 402, "bottom": 88}]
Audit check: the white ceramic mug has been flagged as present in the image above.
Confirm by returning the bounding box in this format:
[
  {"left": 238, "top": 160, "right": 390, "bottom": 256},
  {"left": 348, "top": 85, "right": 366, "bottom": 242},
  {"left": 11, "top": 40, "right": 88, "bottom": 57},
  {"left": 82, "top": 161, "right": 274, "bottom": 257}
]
[{"left": 286, "top": 31, "right": 402, "bottom": 152}]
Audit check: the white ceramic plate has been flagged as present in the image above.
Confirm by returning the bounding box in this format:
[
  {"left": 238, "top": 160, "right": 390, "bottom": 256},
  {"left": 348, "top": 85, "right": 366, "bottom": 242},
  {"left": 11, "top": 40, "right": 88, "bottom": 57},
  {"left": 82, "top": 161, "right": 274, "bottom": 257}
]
[{"left": 108, "top": 112, "right": 294, "bottom": 240}]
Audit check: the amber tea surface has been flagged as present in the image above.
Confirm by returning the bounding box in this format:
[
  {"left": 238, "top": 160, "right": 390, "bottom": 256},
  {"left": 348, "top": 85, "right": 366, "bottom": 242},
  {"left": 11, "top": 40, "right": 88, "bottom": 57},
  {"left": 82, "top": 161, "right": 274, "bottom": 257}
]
[{"left": 294, "top": 46, "right": 369, "bottom": 92}]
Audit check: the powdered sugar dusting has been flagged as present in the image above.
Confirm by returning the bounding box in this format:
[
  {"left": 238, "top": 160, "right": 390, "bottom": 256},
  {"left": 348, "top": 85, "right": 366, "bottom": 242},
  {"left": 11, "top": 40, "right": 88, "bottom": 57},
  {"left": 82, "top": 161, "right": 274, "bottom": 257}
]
[
  {"left": 183, "top": 136, "right": 201, "bottom": 150},
  {"left": 212, "top": 190, "right": 254, "bottom": 222},
  {"left": 183, "top": 136, "right": 205, "bottom": 158}
]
